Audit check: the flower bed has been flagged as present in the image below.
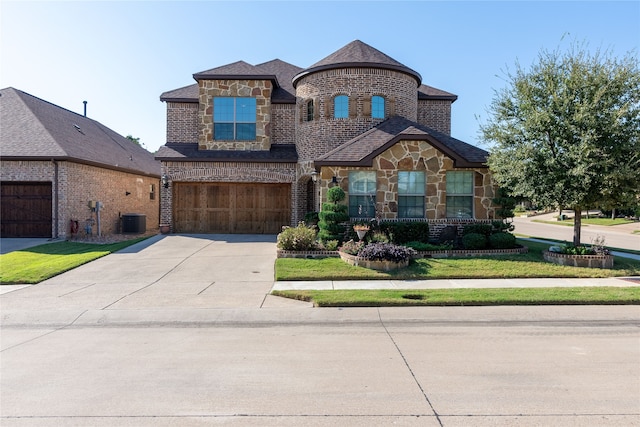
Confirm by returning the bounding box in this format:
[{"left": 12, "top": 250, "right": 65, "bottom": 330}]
[
  {"left": 338, "top": 251, "right": 409, "bottom": 271},
  {"left": 543, "top": 250, "right": 614, "bottom": 269}
]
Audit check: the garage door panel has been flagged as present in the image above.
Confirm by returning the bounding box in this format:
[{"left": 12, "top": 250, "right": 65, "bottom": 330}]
[
  {"left": 174, "top": 183, "right": 290, "bottom": 234},
  {"left": 1, "top": 182, "right": 52, "bottom": 237}
]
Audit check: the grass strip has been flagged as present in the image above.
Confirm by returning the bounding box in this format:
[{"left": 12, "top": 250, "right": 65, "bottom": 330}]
[
  {"left": 532, "top": 218, "right": 637, "bottom": 227},
  {"left": 272, "top": 287, "right": 640, "bottom": 307},
  {"left": 275, "top": 241, "right": 640, "bottom": 281},
  {"left": 0, "top": 238, "right": 149, "bottom": 284}
]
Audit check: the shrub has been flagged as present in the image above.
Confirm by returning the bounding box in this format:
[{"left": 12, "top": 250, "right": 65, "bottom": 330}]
[
  {"left": 489, "top": 232, "right": 516, "bottom": 249},
  {"left": 491, "top": 220, "right": 514, "bottom": 233},
  {"left": 404, "top": 241, "right": 453, "bottom": 251},
  {"left": 380, "top": 221, "right": 429, "bottom": 244},
  {"left": 369, "top": 231, "right": 390, "bottom": 243},
  {"left": 461, "top": 232, "right": 487, "bottom": 250},
  {"left": 318, "top": 200, "right": 349, "bottom": 242},
  {"left": 304, "top": 211, "right": 319, "bottom": 225},
  {"left": 277, "top": 222, "right": 317, "bottom": 251},
  {"left": 356, "top": 242, "right": 417, "bottom": 263},
  {"left": 561, "top": 244, "right": 596, "bottom": 255},
  {"left": 462, "top": 223, "right": 493, "bottom": 237},
  {"left": 327, "top": 186, "right": 346, "bottom": 203},
  {"left": 339, "top": 239, "right": 365, "bottom": 255},
  {"left": 323, "top": 240, "right": 339, "bottom": 251}
]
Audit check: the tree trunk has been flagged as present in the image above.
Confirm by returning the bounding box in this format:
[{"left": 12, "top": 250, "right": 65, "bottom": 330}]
[
  {"left": 558, "top": 205, "right": 564, "bottom": 221},
  {"left": 611, "top": 208, "right": 616, "bottom": 220},
  {"left": 573, "top": 207, "right": 582, "bottom": 246}
]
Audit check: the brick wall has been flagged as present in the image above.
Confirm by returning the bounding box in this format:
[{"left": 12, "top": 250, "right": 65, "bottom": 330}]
[
  {"left": 417, "top": 99, "right": 452, "bottom": 135},
  {"left": 271, "top": 103, "right": 296, "bottom": 144},
  {"left": 295, "top": 68, "right": 418, "bottom": 161},
  {"left": 166, "top": 102, "right": 198, "bottom": 143},
  {"left": 1, "top": 160, "right": 160, "bottom": 238}
]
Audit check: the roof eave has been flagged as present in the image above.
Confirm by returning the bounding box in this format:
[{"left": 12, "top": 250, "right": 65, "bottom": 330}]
[
  {"left": 315, "top": 134, "right": 487, "bottom": 169},
  {"left": 0, "top": 155, "right": 161, "bottom": 177},
  {"left": 293, "top": 63, "right": 422, "bottom": 88}
]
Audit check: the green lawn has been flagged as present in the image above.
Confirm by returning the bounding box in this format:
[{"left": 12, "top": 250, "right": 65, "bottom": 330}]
[
  {"left": 272, "top": 287, "right": 640, "bottom": 307},
  {"left": 275, "top": 240, "right": 640, "bottom": 281},
  {"left": 0, "top": 238, "right": 149, "bottom": 284}
]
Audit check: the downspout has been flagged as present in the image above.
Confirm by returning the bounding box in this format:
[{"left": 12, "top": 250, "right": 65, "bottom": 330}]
[{"left": 53, "top": 159, "right": 59, "bottom": 239}]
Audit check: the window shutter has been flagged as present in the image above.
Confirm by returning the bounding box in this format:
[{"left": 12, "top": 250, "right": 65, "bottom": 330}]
[
  {"left": 313, "top": 97, "right": 320, "bottom": 120},
  {"left": 363, "top": 97, "right": 372, "bottom": 116},
  {"left": 388, "top": 97, "right": 396, "bottom": 116},
  {"left": 349, "top": 95, "right": 357, "bottom": 118},
  {"left": 324, "top": 97, "right": 330, "bottom": 117}
]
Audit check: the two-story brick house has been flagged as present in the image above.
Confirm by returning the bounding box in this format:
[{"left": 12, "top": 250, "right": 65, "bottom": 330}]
[{"left": 157, "top": 40, "right": 495, "bottom": 234}]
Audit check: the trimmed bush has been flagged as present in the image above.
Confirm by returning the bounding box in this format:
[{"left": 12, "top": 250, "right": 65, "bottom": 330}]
[
  {"left": 380, "top": 221, "right": 429, "bottom": 244},
  {"left": 462, "top": 232, "right": 487, "bottom": 250},
  {"left": 357, "top": 243, "right": 417, "bottom": 263},
  {"left": 462, "top": 223, "right": 492, "bottom": 237},
  {"left": 318, "top": 187, "right": 349, "bottom": 242},
  {"left": 277, "top": 222, "right": 317, "bottom": 251},
  {"left": 489, "top": 232, "right": 516, "bottom": 249}
]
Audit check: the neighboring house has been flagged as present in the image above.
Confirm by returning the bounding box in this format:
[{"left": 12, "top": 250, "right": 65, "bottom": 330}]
[
  {"left": 0, "top": 87, "right": 160, "bottom": 238},
  {"left": 157, "top": 40, "right": 495, "bottom": 234}
]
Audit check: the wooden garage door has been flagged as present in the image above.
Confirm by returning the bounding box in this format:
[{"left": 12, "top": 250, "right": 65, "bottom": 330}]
[
  {"left": 173, "top": 183, "right": 290, "bottom": 234},
  {"left": 1, "top": 182, "right": 52, "bottom": 237}
]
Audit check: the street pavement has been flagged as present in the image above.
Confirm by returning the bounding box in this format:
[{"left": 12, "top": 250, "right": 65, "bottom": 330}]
[{"left": 1, "top": 234, "right": 639, "bottom": 426}]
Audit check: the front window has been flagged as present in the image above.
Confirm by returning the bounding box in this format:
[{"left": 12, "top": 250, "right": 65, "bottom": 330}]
[
  {"left": 446, "top": 171, "right": 474, "bottom": 218},
  {"left": 372, "top": 95, "right": 385, "bottom": 119},
  {"left": 398, "top": 171, "right": 425, "bottom": 218},
  {"left": 334, "top": 95, "right": 349, "bottom": 119},
  {"left": 348, "top": 171, "right": 376, "bottom": 217},
  {"left": 213, "top": 97, "right": 256, "bottom": 140}
]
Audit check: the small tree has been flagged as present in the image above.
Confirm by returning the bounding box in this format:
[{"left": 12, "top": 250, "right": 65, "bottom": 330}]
[
  {"left": 318, "top": 186, "right": 349, "bottom": 242},
  {"left": 481, "top": 41, "right": 640, "bottom": 245}
]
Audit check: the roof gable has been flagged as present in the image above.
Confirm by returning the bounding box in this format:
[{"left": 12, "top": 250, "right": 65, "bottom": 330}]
[
  {"left": 0, "top": 87, "right": 160, "bottom": 176},
  {"left": 315, "top": 116, "right": 488, "bottom": 168}
]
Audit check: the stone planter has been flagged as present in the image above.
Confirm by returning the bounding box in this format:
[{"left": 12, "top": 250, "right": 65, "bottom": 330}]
[
  {"left": 159, "top": 224, "right": 171, "bottom": 234},
  {"left": 543, "top": 250, "right": 614, "bottom": 269},
  {"left": 338, "top": 251, "right": 409, "bottom": 271}
]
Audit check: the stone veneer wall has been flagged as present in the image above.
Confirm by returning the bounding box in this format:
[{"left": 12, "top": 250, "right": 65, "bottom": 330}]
[
  {"left": 166, "top": 102, "right": 198, "bottom": 143},
  {"left": 198, "top": 79, "right": 272, "bottom": 151},
  {"left": 1, "top": 160, "right": 160, "bottom": 238},
  {"left": 271, "top": 103, "right": 296, "bottom": 144},
  {"left": 295, "top": 68, "right": 418, "bottom": 161},
  {"left": 318, "top": 140, "right": 496, "bottom": 220},
  {"left": 160, "top": 161, "right": 298, "bottom": 228},
  {"left": 417, "top": 99, "right": 452, "bottom": 135}
]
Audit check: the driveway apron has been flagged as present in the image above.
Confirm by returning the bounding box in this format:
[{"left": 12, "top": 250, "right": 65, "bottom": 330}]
[{"left": 2, "top": 234, "right": 283, "bottom": 313}]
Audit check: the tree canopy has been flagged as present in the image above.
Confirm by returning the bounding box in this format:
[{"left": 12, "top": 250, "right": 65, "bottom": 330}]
[{"left": 480, "top": 42, "right": 640, "bottom": 245}]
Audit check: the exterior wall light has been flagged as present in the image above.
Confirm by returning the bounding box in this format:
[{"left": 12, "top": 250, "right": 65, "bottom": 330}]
[
  {"left": 161, "top": 174, "right": 169, "bottom": 188},
  {"left": 310, "top": 171, "right": 318, "bottom": 183}
]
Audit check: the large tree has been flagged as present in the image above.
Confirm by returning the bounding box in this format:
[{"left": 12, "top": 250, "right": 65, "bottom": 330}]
[{"left": 481, "top": 43, "right": 640, "bottom": 246}]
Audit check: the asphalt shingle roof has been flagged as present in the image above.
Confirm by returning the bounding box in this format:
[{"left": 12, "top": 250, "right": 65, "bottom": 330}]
[
  {"left": 156, "top": 143, "right": 298, "bottom": 163},
  {"left": 292, "top": 40, "right": 422, "bottom": 87},
  {"left": 315, "top": 116, "right": 488, "bottom": 168},
  {"left": 0, "top": 87, "right": 160, "bottom": 176}
]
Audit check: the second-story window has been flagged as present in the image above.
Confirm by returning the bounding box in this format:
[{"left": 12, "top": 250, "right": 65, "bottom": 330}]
[
  {"left": 306, "top": 99, "right": 314, "bottom": 122},
  {"left": 213, "top": 97, "right": 256, "bottom": 140},
  {"left": 334, "top": 95, "right": 349, "bottom": 119},
  {"left": 372, "top": 95, "right": 385, "bottom": 119}
]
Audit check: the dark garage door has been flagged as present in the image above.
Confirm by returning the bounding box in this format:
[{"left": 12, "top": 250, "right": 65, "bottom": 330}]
[
  {"left": 1, "top": 182, "right": 52, "bottom": 237},
  {"left": 173, "top": 182, "right": 291, "bottom": 234}
]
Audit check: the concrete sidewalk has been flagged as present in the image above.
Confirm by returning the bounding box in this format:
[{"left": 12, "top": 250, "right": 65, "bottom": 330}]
[{"left": 274, "top": 276, "right": 640, "bottom": 291}]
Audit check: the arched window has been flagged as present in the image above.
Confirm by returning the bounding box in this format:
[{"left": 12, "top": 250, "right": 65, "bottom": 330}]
[
  {"left": 306, "top": 99, "right": 314, "bottom": 121},
  {"left": 334, "top": 95, "right": 349, "bottom": 118},
  {"left": 372, "top": 95, "right": 385, "bottom": 119}
]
